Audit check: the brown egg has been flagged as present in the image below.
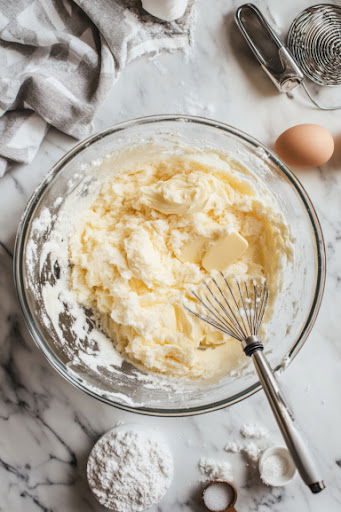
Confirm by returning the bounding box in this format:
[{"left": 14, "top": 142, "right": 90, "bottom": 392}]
[{"left": 275, "top": 124, "right": 334, "bottom": 168}]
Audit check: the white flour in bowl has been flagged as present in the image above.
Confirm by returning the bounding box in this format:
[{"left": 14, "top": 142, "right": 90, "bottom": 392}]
[{"left": 87, "top": 426, "right": 173, "bottom": 511}]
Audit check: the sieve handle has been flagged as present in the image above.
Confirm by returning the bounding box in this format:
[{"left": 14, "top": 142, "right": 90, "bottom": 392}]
[
  {"left": 245, "top": 340, "right": 325, "bottom": 493},
  {"left": 235, "top": 3, "right": 304, "bottom": 92}
]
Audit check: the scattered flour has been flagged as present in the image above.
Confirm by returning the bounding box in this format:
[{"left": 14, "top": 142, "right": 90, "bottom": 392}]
[
  {"left": 224, "top": 440, "right": 262, "bottom": 465},
  {"left": 199, "top": 457, "right": 233, "bottom": 481},
  {"left": 176, "top": 86, "right": 216, "bottom": 117},
  {"left": 87, "top": 427, "right": 173, "bottom": 511},
  {"left": 240, "top": 423, "right": 269, "bottom": 440},
  {"left": 200, "top": 423, "right": 289, "bottom": 490},
  {"left": 223, "top": 440, "right": 241, "bottom": 453},
  {"left": 224, "top": 422, "right": 270, "bottom": 465},
  {"left": 242, "top": 442, "right": 263, "bottom": 465}
]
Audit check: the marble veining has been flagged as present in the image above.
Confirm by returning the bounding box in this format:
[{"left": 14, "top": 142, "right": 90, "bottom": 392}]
[{"left": 0, "top": 0, "right": 341, "bottom": 510}]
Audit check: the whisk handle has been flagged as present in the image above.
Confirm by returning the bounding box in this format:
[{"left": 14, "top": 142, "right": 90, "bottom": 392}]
[{"left": 248, "top": 342, "right": 325, "bottom": 493}]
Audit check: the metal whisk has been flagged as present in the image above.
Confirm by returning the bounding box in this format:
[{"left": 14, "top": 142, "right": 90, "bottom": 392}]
[{"left": 185, "top": 273, "right": 325, "bottom": 494}]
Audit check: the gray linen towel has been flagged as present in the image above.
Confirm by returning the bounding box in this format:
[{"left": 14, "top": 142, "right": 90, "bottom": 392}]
[{"left": 0, "top": 0, "right": 195, "bottom": 176}]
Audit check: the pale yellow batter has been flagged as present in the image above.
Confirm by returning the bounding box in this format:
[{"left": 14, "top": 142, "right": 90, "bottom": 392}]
[{"left": 69, "top": 146, "right": 291, "bottom": 379}]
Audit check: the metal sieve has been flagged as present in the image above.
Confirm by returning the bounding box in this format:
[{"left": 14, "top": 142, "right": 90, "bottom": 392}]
[
  {"left": 236, "top": 3, "right": 341, "bottom": 110},
  {"left": 287, "top": 4, "right": 341, "bottom": 110},
  {"left": 287, "top": 4, "right": 341, "bottom": 87}
]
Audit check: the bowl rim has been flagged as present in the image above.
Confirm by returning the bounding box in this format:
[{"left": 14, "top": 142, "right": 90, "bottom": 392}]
[{"left": 13, "top": 114, "right": 326, "bottom": 416}]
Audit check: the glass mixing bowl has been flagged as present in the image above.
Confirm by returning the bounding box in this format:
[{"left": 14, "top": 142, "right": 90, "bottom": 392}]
[{"left": 14, "top": 115, "right": 325, "bottom": 416}]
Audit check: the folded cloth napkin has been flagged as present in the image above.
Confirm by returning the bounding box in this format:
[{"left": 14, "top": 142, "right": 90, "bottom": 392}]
[{"left": 0, "top": 0, "right": 195, "bottom": 177}]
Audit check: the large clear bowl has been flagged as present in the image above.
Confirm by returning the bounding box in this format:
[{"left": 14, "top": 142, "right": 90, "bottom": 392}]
[{"left": 14, "top": 115, "right": 325, "bottom": 416}]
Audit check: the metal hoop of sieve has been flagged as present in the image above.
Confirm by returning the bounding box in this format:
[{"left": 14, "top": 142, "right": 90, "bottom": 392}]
[
  {"left": 287, "top": 4, "right": 341, "bottom": 110},
  {"left": 235, "top": 3, "right": 341, "bottom": 111}
]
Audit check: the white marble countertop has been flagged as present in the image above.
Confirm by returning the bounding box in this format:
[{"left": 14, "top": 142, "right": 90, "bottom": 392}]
[{"left": 1, "top": 1, "right": 340, "bottom": 510}]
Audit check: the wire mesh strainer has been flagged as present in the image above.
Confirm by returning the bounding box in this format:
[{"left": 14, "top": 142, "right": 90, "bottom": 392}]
[
  {"left": 235, "top": 3, "right": 341, "bottom": 110},
  {"left": 287, "top": 4, "right": 341, "bottom": 87},
  {"left": 287, "top": 4, "right": 341, "bottom": 110}
]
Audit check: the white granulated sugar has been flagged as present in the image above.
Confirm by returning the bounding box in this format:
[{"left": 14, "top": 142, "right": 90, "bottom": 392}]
[
  {"left": 240, "top": 423, "right": 269, "bottom": 440},
  {"left": 87, "top": 428, "right": 173, "bottom": 511},
  {"left": 203, "top": 482, "right": 234, "bottom": 512},
  {"left": 199, "top": 457, "right": 233, "bottom": 481},
  {"left": 261, "top": 454, "right": 288, "bottom": 485}
]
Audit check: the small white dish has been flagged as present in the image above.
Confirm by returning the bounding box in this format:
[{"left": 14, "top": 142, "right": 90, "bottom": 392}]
[{"left": 259, "top": 446, "right": 296, "bottom": 487}]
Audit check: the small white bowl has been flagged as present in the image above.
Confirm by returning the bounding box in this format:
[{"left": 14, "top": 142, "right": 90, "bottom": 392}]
[{"left": 259, "top": 446, "right": 296, "bottom": 487}]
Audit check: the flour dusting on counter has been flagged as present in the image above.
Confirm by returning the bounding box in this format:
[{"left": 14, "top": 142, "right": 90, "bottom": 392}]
[
  {"left": 240, "top": 423, "right": 269, "bottom": 439},
  {"left": 199, "top": 457, "right": 233, "bottom": 481}
]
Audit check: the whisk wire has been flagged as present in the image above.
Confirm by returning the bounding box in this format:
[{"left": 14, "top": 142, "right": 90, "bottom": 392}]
[
  {"left": 252, "top": 281, "right": 258, "bottom": 334},
  {"left": 185, "top": 303, "right": 240, "bottom": 339},
  {"left": 202, "top": 283, "right": 240, "bottom": 333},
  {"left": 221, "top": 274, "right": 249, "bottom": 338},
  {"left": 185, "top": 274, "right": 269, "bottom": 343},
  {"left": 256, "top": 283, "right": 268, "bottom": 333},
  {"left": 236, "top": 279, "right": 252, "bottom": 336},
  {"left": 210, "top": 277, "right": 246, "bottom": 339},
  {"left": 191, "top": 291, "right": 227, "bottom": 329},
  {"left": 243, "top": 280, "right": 254, "bottom": 335},
  {"left": 191, "top": 290, "right": 241, "bottom": 339},
  {"left": 253, "top": 284, "right": 260, "bottom": 332}
]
